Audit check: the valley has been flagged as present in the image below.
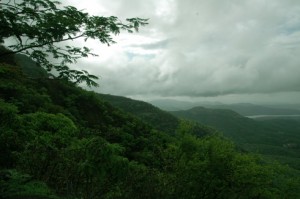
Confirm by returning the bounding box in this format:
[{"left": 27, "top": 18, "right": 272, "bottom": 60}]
[{"left": 1, "top": 1, "right": 300, "bottom": 197}]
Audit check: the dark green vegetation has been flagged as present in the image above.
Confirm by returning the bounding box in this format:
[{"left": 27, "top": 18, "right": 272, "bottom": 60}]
[
  {"left": 1, "top": 1, "right": 300, "bottom": 198},
  {"left": 1, "top": 55, "right": 300, "bottom": 198},
  {"left": 98, "top": 94, "right": 180, "bottom": 135},
  {"left": 171, "top": 107, "right": 300, "bottom": 170},
  {"left": 98, "top": 94, "right": 218, "bottom": 138}
]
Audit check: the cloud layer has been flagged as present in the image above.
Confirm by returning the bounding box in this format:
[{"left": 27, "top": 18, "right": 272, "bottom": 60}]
[{"left": 67, "top": 0, "right": 300, "bottom": 103}]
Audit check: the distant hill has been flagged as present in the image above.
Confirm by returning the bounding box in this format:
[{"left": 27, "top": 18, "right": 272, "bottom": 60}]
[
  {"left": 149, "top": 99, "right": 221, "bottom": 111},
  {"left": 149, "top": 99, "right": 199, "bottom": 111},
  {"left": 150, "top": 99, "right": 300, "bottom": 116},
  {"left": 98, "top": 94, "right": 181, "bottom": 134},
  {"left": 205, "top": 103, "right": 300, "bottom": 116},
  {"left": 171, "top": 106, "right": 300, "bottom": 169},
  {"left": 171, "top": 107, "right": 260, "bottom": 143},
  {"left": 98, "top": 94, "right": 217, "bottom": 138}
]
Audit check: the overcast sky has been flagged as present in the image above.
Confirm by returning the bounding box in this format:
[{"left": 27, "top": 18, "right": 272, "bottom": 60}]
[{"left": 65, "top": 0, "right": 300, "bottom": 104}]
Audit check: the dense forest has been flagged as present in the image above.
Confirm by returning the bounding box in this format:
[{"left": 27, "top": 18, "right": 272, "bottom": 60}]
[
  {"left": 92, "top": 95, "right": 300, "bottom": 171},
  {"left": 1, "top": 0, "right": 300, "bottom": 198},
  {"left": 1, "top": 49, "right": 300, "bottom": 198}
]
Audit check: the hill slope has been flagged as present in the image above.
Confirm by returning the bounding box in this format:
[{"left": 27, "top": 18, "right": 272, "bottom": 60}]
[
  {"left": 1, "top": 54, "right": 300, "bottom": 198},
  {"left": 98, "top": 94, "right": 179, "bottom": 134},
  {"left": 171, "top": 107, "right": 300, "bottom": 169},
  {"left": 14, "top": 54, "right": 49, "bottom": 78}
]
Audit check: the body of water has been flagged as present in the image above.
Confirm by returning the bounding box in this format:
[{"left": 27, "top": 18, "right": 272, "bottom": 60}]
[{"left": 247, "top": 115, "right": 300, "bottom": 119}]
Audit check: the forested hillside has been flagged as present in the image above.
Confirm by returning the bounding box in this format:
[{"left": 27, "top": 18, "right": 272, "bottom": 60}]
[
  {"left": 98, "top": 94, "right": 217, "bottom": 138},
  {"left": 171, "top": 107, "right": 300, "bottom": 170},
  {"left": 0, "top": 55, "right": 300, "bottom": 198},
  {"left": 97, "top": 94, "right": 180, "bottom": 134},
  {"left": 1, "top": 0, "right": 300, "bottom": 198}
]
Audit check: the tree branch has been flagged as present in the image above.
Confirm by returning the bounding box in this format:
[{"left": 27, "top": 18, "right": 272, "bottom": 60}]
[{"left": 0, "top": 33, "right": 86, "bottom": 57}]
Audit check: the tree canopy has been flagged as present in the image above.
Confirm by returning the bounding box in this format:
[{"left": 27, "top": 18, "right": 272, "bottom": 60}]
[
  {"left": 1, "top": 57, "right": 300, "bottom": 199},
  {"left": 0, "top": 0, "right": 148, "bottom": 86}
]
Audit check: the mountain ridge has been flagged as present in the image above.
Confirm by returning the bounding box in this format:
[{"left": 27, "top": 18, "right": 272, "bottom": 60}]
[{"left": 150, "top": 99, "right": 300, "bottom": 116}]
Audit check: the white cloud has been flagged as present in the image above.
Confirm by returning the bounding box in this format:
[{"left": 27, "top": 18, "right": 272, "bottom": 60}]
[{"left": 64, "top": 0, "right": 300, "bottom": 104}]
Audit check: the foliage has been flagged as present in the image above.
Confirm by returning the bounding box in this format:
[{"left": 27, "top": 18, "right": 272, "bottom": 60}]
[
  {"left": 0, "top": 100, "right": 21, "bottom": 168},
  {"left": 1, "top": 63, "right": 300, "bottom": 198},
  {"left": 2, "top": 2, "right": 299, "bottom": 198},
  {"left": 0, "top": 0, "right": 148, "bottom": 86},
  {"left": 162, "top": 134, "right": 300, "bottom": 199},
  {"left": 0, "top": 169, "right": 59, "bottom": 199},
  {"left": 171, "top": 107, "right": 300, "bottom": 170},
  {"left": 98, "top": 94, "right": 181, "bottom": 134}
]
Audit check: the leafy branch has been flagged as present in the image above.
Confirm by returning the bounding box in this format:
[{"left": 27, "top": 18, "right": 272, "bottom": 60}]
[{"left": 0, "top": 0, "right": 148, "bottom": 87}]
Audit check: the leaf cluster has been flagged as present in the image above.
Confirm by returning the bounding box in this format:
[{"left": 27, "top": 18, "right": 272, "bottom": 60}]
[{"left": 0, "top": 0, "right": 148, "bottom": 86}]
